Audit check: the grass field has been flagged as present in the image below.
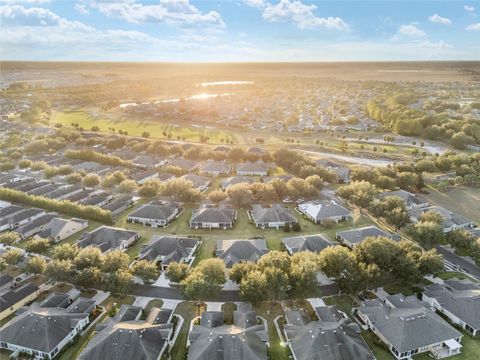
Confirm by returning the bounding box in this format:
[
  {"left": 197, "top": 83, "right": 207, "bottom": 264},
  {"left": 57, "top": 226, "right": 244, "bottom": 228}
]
[
  {"left": 52, "top": 110, "right": 237, "bottom": 144},
  {"left": 423, "top": 186, "right": 480, "bottom": 224}
]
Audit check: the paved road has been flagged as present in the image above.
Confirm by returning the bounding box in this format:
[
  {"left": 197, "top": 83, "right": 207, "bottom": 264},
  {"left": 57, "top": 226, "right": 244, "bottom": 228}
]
[
  {"left": 133, "top": 283, "right": 340, "bottom": 301},
  {"left": 436, "top": 245, "right": 480, "bottom": 280}
]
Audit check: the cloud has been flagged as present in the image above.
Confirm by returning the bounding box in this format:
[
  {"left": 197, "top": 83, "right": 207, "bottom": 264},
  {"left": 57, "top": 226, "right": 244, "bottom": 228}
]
[
  {"left": 90, "top": 0, "right": 225, "bottom": 28},
  {"left": 262, "top": 0, "right": 349, "bottom": 30},
  {"left": 0, "top": 4, "right": 61, "bottom": 26},
  {"left": 417, "top": 40, "right": 452, "bottom": 49},
  {"left": 243, "top": 0, "right": 265, "bottom": 8},
  {"left": 428, "top": 14, "right": 451, "bottom": 25},
  {"left": 464, "top": 5, "right": 475, "bottom": 12},
  {"left": 0, "top": 0, "right": 51, "bottom": 4},
  {"left": 466, "top": 22, "right": 480, "bottom": 30},
  {"left": 396, "top": 24, "right": 426, "bottom": 38},
  {"left": 74, "top": 3, "right": 89, "bottom": 14}
]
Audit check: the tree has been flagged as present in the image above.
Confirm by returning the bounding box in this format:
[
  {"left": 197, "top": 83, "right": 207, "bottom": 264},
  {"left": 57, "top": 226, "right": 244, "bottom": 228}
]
[
  {"left": 2, "top": 249, "right": 23, "bottom": 265},
  {"left": 83, "top": 174, "right": 100, "bottom": 187},
  {"left": 451, "top": 133, "right": 474, "bottom": 149},
  {"left": 52, "top": 243, "right": 79, "bottom": 260},
  {"left": 337, "top": 181, "right": 377, "bottom": 208},
  {"left": 415, "top": 160, "right": 436, "bottom": 173},
  {"left": 77, "top": 266, "right": 103, "bottom": 289},
  {"left": 138, "top": 179, "right": 162, "bottom": 198},
  {"left": 208, "top": 190, "right": 228, "bottom": 204},
  {"left": 181, "top": 259, "right": 226, "bottom": 300},
  {"left": 227, "top": 183, "right": 253, "bottom": 209},
  {"left": 257, "top": 251, "right": 291, "bottom": 273},
  {"left": 0, "top": 258, "right": 6, "bottom": 272},
  {"left": 239, "top": 270, "right": 268, "bottom": 304},
  {"left": 26, "top": 256, "right": 47, "bottom": 274},
  {"left": 229, "top": 261, "right": 257, "bottom": 283},
  {"left": 0, "top": 232, "right": 20, "bottom": 245},
  {"left": 75, "top": 246, "right": 103, "bottom": 270},
  {"left": 19, "top": 159, "right": 32, "bottom": 169},
  {"left": 318, "top": 246, "right": 365, "bottom": 293},
  {"left": 289, "top": 252, "right": 321, "bottom": 297},
  {"left": 142, "top": 131, "right": 150, "bottom": 138},
  {"left": 165, "top": 262, "right": 189, "bottom": 283},
  {"left": 25, "top": 237, "right": 50, "bottom": 254},
  {"left": 46, "top": 259, "right": 73, "bottom": 283},
  {"left": 66, "top": 172, "right": 83, "bottom": 184},
  {"left": 131, "top": 260, "right": 159, "bottom": 283},
  {"left": 407, "top": 221, "right": 444, "bottom": 248},
  {"left": 102, "top": 250, "right": 130, "bottom": 273},
  {"left": 119, "top": 179, "right": 137, "bottom": 194},
  {"left": 107, "top": 269, "right": 134, "bottom": 294}
]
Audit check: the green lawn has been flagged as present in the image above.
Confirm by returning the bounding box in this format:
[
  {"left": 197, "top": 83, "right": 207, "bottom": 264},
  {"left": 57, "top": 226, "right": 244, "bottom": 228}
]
[
  {"left": 361, "top": 331, "right": 395, "bottom": 360},
  {"left": 100, "top": 294, "right": 135, "bottom": 315},
  {"left": 423, "top": 186, "right": 480, "bottom": 224},
  {"left": 323, "top": 295, "right": 357, "bottom": 316},
  {"left": 142, "top": 299, "right": 164, "bottom": 319},
  {"left": 52, "top": 110, "right": 236, "bottom": 144},
  {"left": 221, "top": 302, "right": 237, "bottom": 324},
  {"left": 253, "top": 301, "right": 291, "bottom": 360},
  {"left": 437, "top": 271, "right": 478, "bottom": 282}
]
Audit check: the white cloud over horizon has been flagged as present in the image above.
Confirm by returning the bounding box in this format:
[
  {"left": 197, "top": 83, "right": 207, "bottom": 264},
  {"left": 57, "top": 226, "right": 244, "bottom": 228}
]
[
  {"left": 396, "top": 24, "right": 427, "bottom": 38},
  {"left": 428, "top": 13, "right": 451, "bottom": 25},
  {"left": 466, "top": 22, "right": 480, "bottom": 30}
]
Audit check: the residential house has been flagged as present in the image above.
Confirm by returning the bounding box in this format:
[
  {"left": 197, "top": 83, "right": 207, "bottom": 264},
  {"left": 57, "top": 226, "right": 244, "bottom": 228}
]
[
  {"left": 189, "top": 206, "right": 236, "bottom": 229},
  {"left": 77, "top": 226, "right": 139, "bottom": 253},
  {"left": 132, "top": 155, "right": 167, "bottom": 169},
  {"left": 284, "top": 306, "right": 375, "bottom": 360},
  {"left": 408, "top": 206, "right": 474, "bottom": 233},
  {"left": 336, "top": 226, "right": 398, "bottom": 248},
  {"left": 138, "top": 235, "right": 200, "bottom": 270},
  {"left": 127, "top": 202, "right": 180, "bottom": 227},
  {"left": 282, "top": 234, "right": 333, "bottom": 255},
  {"left": 14, "top": 213, "right": 57, "bottom": 239},
  {"left": 180, "top": 174, "right": 210, "bottom": 192},
  {"left": 215, "top": 239, "right": 268, "bottom": 267},
  {"left": 236, "top": 160, "right": 268, "bottom": 176},
  {"left": 356, "top": 294, "right": 463, "bottom": 359},
  {"left": 297, "top": 200, "right": 352, "bottom": 224},
  {"left": 200, "top": 160, "right": 231, "bottom": 176},
  {"left": 129, "top": 168, "right": 159, "bottom": 185},
  {"left": 79, "top": 305, "right": 173, "bottom": 360},
  {"left": 250, "top": 204, "right": 297, "bottom": 229},
  {"left": 37, "top": 217, "right": 88, "bottom": 243},
  {"left": 0, "top": 297, "right": 95, "bottom": 359},
  {"left": 187, "top": 308, "right": 267, "bottom": 360},
  {"left": 44, "top": 185, "right": 83, "bottom": 200},
  {"left": 380, "top": 190, "right": 429, "bottom": 211},
  {"left": 1, "top": 208, "right": 45, "bottom": 230},
  {"left": 0, "top": 283, "right": 40, "bottom": 321},
  {"left": 168, "top": 158, "right": 199, "bottom": 172},
  {"left": 220, "top": 176, "right": 254, "bottom": 190},
  {"left": 316, "top": 159, "right": 351, "bottom": 183},
  {"left": 81, "top": 192, "right": 114, "bottom": 207},
  {"left": 101, "top": 195, "right": 135, "bottom": 217},
  {"left": 422, "top": 279, "right": 480, "bottom": 336}
]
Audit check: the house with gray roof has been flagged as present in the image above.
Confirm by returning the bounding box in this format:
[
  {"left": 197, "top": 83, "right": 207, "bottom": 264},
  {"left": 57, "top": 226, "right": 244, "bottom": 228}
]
[
  {"left": 102, "top": 195, "right": 135, "bottom": 217},
  {"left": 216, "top": 239, "right": 268, "bottom": 268},
  {"left": 220, "top": 175, "right": 255, "bottom": 190},
  {"left": 189, "top": 206, "right": 237, "bottom": 229},
  {"left": 38, "top": 217, "right": 89, "bottom": 243},
  {"left": 168, "top": 158, "right": 199, "bottom": 172},
  {"left": 139, "top": 235, "right": 200, "bottom": 270},
  {"left": 0, "top": 296, "right": 95, "bottom": 359},
  {"left": 81, "top": 192, "right": 114, "bottom": 207},
  {"left": 180, "top": 174, "right": 210, "bottom": 192},
  {"left": 127, "top": 202, "right": 180, "bottom": 227},
  {"left": 380, "top": 190, "right": 429, "bottom": 211},
  {"left": 200, "top": 160, "right": 231, "bottom": 176},
  {"left": 0, "top": 283, "right": 40, "bottom": 321},
  {"left": 129, "top": 168, "right": 159, "bottom": 184},
  {"left": 284, "top": 306, "right": 375, "bottom": 360},
  {"left": 297, "top": 200, "right": 352, "bottom": 224},
  {"left": 14, "top": 212, "right": 57, "bottom": 239},
  {"left": 187, "top": 308, "right": 267, "bottom": 360},
  {"left": 249, "top": 204, "right": 297, "bottom": 229},
  {"left": 132, "top": 154, "right": 167, "bottom": 169},
  {"left": 316, "top": 159, "right": 351, "bottom": 183},
  {"left": 422, "top": 279, "right": 480, "bottom": 336},
  {"left": 282, "top": 234, "right": 333, "bottom": 255},
  {"left": 77, "top": 226, "right": 139, "bottom": 253},
  {"left": 28, "top": 183, "right": 61, "bottom": 196},
  {"left": 2, "top": 208, "right": 45, "bottom": 230},
  {"left": 408, "top": 206, "right": 474, "bottom": 233},
  {"left": 356, "top": 294, "right": 463, "bottom": 359},
  {"left": 79, "top": 305, "right": 173, "bottom": 360},
  {"left": 335, "top": 226, "right": 398, "bottom": 248},
  {"left": 44, "top": 185, "right": 83, "bottom": 200},
  {"left": 236, "top": 160, "right": 268, "bottom": 176}
]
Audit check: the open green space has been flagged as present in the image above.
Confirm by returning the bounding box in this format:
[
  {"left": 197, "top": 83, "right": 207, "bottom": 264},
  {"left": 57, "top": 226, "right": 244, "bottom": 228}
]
[
  {"left": 323, "top": 295, "right": 356, "bottom": 316},
  {"left": 437, "top": 271, "right": 478, "bottom": 282},
  {"left": 52, "top": 110, "right": 236, "bottom": 144},
  {"left": 423, "top": 186, "right": 480, "bottom": 224}
]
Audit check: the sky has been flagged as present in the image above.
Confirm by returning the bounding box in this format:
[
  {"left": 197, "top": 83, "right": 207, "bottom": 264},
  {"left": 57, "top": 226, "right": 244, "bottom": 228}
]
[{"left": 0, "top": 0, "right": 479, "bottom": 61}]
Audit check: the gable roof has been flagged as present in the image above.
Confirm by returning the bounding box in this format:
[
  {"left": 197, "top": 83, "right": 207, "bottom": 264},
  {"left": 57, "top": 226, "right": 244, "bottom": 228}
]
[
  {"left": 236, "top": 160, "right": 268, "bottom": 174},
  {"left": 201, "top": 160, "right": 231, "bottom": 173},
  {"left": 357, "top": 296, "right": 462, "bottom": 354},
  {"left": 180, "top": 174, "right": 209, "bottom": 189},
  {"left": 216, "top": 239, "right": 268, "bottom": 267},
  {"left": 0, "top": 283, "right": 39, "bottom": 312},
  {"left": 250, "top": 204, "right": 297, "bottom": 224},
  {"left": 38, "top": 217, "right": 87, "bottom": 240},
  {"left": 380, "top": 190, "right": 428, "bottom": 207},
  {"left": 298, "top": 200, "right": 351, "bottom": 221},
  {"left": 128, "top": 204, "right": 177, "bottom": 221},
  {"left": 77, "top": 226, "right": 138, "bottom": 252},
  {"left": 190, "top": 207, "right": 236, "bottom": 224},
  {"left": 336, "top": 226, "right": 396, "bottom": 246},
  {"left": 282, "top": 234, "right": 333, "bottom": 253},
  {"left": 139, "top": 235, "right": 199, "bottom": 263},
  {"left": 284, "top": 306, "right": 375, "bottom": 360},
  {"left": 221, "top": 176, "right": 255, "bottom": 189},
  {"left": 423, "top": 279, "right": 480, "bottom": 330}
]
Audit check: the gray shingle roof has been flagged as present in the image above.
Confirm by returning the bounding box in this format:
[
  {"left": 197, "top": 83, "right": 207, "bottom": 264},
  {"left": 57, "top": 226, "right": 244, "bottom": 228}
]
[
  {"left": 380, "top": 190, "right": 428, "bottom": 207},
  {"left": 77, "top": 226, "right": 138, "bottom": 252},
  {"left": 423, "top": 279, "right": 480, "bottom": 330},
  {"left": 0, "top": 283, "right": 39, "bottom": 311},
  {"left": 216, "top": 239, "right": 268, "bottom": 267},
  {"left": 282, "top": 234, "right": 333, "bottom": 254},
  {"left": 298, "top": 200, "right": 351, "bottom": 221},
  {"left": 250, "top": 204, "right": 297, "bottom": 225},
  {"left": 190, "top": 207, "right": 236, "bottom": 224},
  {"left": 139, "top": 235, "right": 199, "bottom": 263},
  {"left": 336, "top": 226, "right": 396, "bottom": 246},
  {"left": 128, "top": 204, "right": 177, "bottom": 221},
  {"left": 220, "top": 176, "right": 255, "bottom": 189},
  {"left": 357, "top": 295, "right": 462, "bottom": 354}
]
